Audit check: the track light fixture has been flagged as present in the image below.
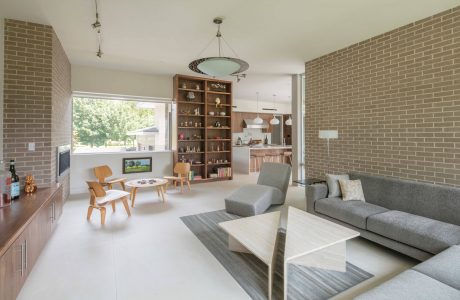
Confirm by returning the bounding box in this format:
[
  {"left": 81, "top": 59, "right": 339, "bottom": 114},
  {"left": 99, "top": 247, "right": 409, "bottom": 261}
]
[{"left": 92, "top": 0, "right": 103, "bottom": 58}]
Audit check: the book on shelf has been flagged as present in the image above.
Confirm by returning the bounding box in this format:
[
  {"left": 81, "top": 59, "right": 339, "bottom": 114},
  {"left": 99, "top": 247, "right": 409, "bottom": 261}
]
[
  {"left": 217, "top": 167, "right": 232, "bottom": 178},
  {"left": 188, "top": 171, "right": 194, "bottom": 181},
  {"left": 193, "top": 175, "right": 203, "bottom": 180}
]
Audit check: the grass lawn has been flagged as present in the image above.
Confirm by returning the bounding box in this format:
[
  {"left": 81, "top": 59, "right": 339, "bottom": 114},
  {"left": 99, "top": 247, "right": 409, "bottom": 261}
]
[{"left": 124, "top": 165, "right": 151, "bottom": 173}]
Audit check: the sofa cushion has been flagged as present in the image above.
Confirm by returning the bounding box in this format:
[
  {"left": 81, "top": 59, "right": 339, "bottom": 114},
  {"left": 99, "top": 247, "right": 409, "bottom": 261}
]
[
  {"left": 355, "top": 270, "right": 460, "bottom": 300},
  {"left": 339, "top": 179, "right": 365, "bottom": 201},
  {"left": 224, "top": 184, "right": 283, "bottom": 217},
  {"left": 315, "top": 198, "right": 388, "bottom": 229},
  {"left": 413, "top": 245, "right": 460, "bottom": 290},
  {"left": 350, "top": 172, "right": 460, "bottom": 226},
  {"left": 367, "top": 211, "right": 460, "bottom": 254},
  {"left": 326, "top": 174, "right": 349, "bottom": 197}
]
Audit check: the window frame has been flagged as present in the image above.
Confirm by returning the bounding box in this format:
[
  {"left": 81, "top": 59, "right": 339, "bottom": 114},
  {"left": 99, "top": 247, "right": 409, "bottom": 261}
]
[{"left": 71, "top": 91, "right": 173, "bottom": 155}]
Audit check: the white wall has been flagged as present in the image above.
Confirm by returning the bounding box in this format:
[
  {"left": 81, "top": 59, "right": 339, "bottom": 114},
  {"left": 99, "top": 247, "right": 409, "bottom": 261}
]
[
  {"left": 0, "top": 18, "right": 4, "bottom": 160},
  {"left": 71, "top": 65, "right": 173, "bottom": 99},
  {"left": 233, "top": 98, "right": 291, "bottom": 114},
  {"left": 70, "top": 65, "right": 175, "bottom": 195},
  {"left": 70, "top": 151, "right": 173, "bottom": 194}
]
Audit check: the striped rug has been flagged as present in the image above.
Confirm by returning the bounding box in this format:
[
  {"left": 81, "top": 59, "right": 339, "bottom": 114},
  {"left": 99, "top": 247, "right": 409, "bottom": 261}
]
[{"left": 181, "top": 209, "right": 373, "bottom": 300}]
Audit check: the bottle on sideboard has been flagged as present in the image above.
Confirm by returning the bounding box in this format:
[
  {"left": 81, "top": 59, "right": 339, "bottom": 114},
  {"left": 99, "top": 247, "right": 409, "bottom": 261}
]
[
  {"left": 0, "top": 160, "right": 12, "bottom": 207},
  {"left": 9, "top": 159, "right": 20, "bottom": 200}
]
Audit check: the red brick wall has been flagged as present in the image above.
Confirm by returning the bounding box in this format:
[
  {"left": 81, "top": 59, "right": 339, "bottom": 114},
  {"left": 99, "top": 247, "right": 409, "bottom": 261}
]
[
  {"left": 3, "top": 19, "right": 71, "bottom": 195},
  {"left": 305, "top": 7, "right": 460, "bottom": 186}
]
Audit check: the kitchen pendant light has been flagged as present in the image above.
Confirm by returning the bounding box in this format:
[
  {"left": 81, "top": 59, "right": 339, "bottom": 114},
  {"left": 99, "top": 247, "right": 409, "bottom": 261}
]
[
  {"left": 285, "top": 115, "right": 292, "bottom": 126},
  {"left": 269, "top": 94, "right": 280, "bottom": 125},
  {"left": 253, "top": 92, "right": 263, "bottom": 124},
  {"left": 189, "top": 18, "right": 249, "bottom": 77}
]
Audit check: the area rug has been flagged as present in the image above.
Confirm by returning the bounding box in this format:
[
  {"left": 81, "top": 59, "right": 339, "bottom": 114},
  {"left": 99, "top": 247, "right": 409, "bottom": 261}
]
[{"left": 180, "top": 210, "right": 373, "bottom": 300}]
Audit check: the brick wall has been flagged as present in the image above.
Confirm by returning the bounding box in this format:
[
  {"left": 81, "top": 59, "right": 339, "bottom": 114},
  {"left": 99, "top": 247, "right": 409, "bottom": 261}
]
[
  {"left": 3, "top": 19, "right": 53, "bottom": 186},
  {"left": 51, "top": 31, "right": 71, "bottom": 199},
  {"left": 305, "top": 6, "right": 460, "bottom": 186},
  {"left": 3, "top": 19, "right": 71, "bottom": 196}
]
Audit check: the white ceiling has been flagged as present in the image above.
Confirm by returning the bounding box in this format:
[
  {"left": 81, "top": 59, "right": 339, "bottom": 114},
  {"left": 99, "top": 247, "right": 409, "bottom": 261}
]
[{"left": 1, "top": 0, "right": 459, "bottom": 102}]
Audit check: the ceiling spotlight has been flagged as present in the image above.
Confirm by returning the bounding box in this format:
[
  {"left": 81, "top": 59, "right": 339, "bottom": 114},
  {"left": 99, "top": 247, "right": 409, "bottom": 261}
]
[
  {"left": 96, "top": 45, "right": 103, "bottom": 58},
  {"left": 189, "top": 17, "right": 249, "bottom": 77},
  {"left": 91, "top": 0, "right": 101, "bottom": 29},
  {"left": 234, "top": 73, "right": 247, "bottom": 83}
]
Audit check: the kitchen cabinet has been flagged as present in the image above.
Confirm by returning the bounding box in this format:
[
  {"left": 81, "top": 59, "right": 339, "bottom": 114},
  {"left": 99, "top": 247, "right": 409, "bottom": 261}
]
[
  {"left": 0, "top": 185, "right": 63, "bottom": 300},
  {"left": 231, "top": 112, "right": 274, "bottom": 133}
]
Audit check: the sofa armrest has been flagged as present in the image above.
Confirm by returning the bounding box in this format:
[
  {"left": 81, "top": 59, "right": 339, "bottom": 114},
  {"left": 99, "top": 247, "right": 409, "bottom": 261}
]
[{"left": 306, "top": 183, "right": 328, "bottom": 213}]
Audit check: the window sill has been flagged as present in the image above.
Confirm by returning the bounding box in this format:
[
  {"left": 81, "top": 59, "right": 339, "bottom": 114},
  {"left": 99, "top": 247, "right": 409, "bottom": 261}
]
[{"left": 71, "top": 150, "right": 173, "bottom": 156}]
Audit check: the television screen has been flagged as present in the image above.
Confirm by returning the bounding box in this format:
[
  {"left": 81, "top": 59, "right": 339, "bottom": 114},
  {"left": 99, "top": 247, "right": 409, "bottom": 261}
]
[{"left": 58, "top": 149, "right": 70, "bottom": 176}]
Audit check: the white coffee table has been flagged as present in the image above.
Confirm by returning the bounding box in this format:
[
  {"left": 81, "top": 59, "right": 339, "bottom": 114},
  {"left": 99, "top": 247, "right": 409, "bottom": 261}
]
[
  {"left": 125, "top": 178, "right": 168, "bottom": 207},
  {"left": 284, "top": 207, "right": 360, "bottom": 300},
  {"left": 219, "top": 211, "right": 281, "bottom": 300}
]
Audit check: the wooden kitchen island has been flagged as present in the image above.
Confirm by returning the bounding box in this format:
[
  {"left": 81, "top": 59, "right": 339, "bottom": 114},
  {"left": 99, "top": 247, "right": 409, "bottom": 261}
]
[{"left": 233, "top": 145, "right": 292, "bottom": 174}]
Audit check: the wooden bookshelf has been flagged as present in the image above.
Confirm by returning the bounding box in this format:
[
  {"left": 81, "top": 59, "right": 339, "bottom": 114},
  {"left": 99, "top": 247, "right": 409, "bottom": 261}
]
[{"left": 173, "top": 74, "right": 233, "bottom": 183}]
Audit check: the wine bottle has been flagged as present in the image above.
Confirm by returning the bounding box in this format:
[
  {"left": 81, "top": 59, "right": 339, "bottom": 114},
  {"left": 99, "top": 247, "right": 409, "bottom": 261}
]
[
  {"left": 9, "top": 160, "right": 20, "bottom": 200},
  {"left": 0, "top": 160, "right": 11, "bottom": 207}
]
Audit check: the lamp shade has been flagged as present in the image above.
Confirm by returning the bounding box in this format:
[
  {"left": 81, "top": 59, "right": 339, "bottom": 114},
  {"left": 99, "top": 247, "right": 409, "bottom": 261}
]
[
  {"left": 253, "top": 116, "right": 264, "bottom": 124},
  {"left": 196, "top": 57, "right": 242, "bottom": 77},
  {"left": 270, "top": 116, "right": 280, "bottom": 125},
  {"left": 285, "top": 116, "right": 292, "bottom": 126},
  {"left": 318, "top": 130, "right": 338, "bottom": 139}
]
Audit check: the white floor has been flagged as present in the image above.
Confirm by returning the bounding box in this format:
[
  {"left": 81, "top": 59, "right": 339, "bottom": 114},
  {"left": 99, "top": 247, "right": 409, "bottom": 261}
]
[{"left": 18, "top": 173, "right": 417, "bottom": 300}]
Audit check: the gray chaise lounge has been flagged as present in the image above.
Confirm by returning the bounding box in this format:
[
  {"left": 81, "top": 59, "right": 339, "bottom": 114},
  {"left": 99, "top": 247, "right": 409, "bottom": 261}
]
[
  {"left": 225, "top": 162, "right": 291, "bottom": 216},
  {"left": 306, "top": 172, "right": 460, "bottom": 299}
]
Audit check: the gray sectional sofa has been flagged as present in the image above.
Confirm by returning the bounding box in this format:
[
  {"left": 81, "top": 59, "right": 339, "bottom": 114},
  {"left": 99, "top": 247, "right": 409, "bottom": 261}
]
[{"left": 306, "top": 172, "right": 460, "bottom": 299}]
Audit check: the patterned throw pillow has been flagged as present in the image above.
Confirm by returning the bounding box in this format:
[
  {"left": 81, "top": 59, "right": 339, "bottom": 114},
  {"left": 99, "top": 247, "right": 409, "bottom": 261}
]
[
  {"left": 338, "top": 179, "right": 365, "bottom": 201},
  {"left": 326, "top": 174, "right": 350, "bottom": 197}
]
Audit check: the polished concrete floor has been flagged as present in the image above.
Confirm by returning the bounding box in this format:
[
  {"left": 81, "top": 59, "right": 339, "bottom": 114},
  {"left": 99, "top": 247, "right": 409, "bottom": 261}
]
[{"left": 18, "top": 173, "right": 417, "bottom": 300}]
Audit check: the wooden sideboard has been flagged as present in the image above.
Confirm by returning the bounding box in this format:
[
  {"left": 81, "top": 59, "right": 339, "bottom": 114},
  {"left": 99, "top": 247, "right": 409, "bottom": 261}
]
[{"left": 0, "top": 184, "right": 63, "bottom": 300}]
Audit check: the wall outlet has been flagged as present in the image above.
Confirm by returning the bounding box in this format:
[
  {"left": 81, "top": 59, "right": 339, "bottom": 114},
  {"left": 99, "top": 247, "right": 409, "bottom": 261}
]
[{"left": 28, "top": 142, "right": 35, "bottom": 151}]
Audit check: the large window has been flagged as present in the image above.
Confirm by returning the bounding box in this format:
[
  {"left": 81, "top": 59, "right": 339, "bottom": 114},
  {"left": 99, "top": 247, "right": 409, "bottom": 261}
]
[{"left": 72, "top": 94, "right": 171, "bottom": 153}]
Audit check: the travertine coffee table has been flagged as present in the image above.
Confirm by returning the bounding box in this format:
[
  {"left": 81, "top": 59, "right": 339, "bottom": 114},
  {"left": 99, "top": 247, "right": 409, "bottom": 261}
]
[
  {"left": 284, "top": 207, "right": 360, "bottom": 300},
  {"left": 219, "top": 211, "right": 281, "bottom": 300},
  {"left": 125, "top": 178, "right": 168, "bottom": 207}
]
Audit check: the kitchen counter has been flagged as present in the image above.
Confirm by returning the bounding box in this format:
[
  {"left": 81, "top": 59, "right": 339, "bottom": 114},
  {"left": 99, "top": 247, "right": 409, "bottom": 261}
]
[{"left": 233, "top": 145, "right": 292, "bottom": 174}]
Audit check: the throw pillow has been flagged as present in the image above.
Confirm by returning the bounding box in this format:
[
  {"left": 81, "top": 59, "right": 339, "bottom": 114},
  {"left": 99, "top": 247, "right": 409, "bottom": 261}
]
[
  {"left": 339, "top": 179, "right": 366, "bottom": 201},
  {"left": 326, "top": 174, "right": 349, "bottom": 197},
  {"left": 86, "top": 181, "right": 106, "bottom": 197}
]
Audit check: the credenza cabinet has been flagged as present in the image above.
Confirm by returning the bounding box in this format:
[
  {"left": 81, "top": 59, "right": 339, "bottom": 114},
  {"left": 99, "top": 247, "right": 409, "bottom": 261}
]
[{"left": 0, "top": 184, "right": 63, "bottom": 300}]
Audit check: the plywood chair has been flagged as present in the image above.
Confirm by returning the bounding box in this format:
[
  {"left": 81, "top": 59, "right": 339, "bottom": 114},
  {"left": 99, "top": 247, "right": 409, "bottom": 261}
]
[
  {"left": 93, "top": 165, "right": 126, "bottom": 190},
  {"left": 164, "top": 162, "right": 191, "bottom": 193},
  {"left": 86, "top": 181, "right": 131, "bottom": 225}
]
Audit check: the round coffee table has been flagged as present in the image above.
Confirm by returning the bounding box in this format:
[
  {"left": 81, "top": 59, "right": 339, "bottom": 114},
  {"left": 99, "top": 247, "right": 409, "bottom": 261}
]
[{"left": 125, "top": 178, "right": 168, "bottom": 207}]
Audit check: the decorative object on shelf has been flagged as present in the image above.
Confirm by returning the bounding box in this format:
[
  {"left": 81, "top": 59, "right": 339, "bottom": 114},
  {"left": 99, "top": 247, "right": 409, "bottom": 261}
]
[
  {"left": 253, "top": 92, "right": 263, "bottom": 125},
  {"left": 122, "top": 157, "right": 152, "bottom": 174},
  {"left": 194, "top": 107, "right": 200, "bottom": 115},
  {"left": 209, "top": 111, "right": 215, "bottom": 116},
  {"left": 196, "top": 84, "right": 200, "bottom": 90},
  {"left": 285, "top": 115, "right": 293, "bottom": 126},
  {"left": 182, "top": 83, "right": 187, "bottom": 89},
  {"left": 215, "top": 97, "right": 221, "bottom": 108},
  {"left": 186, "top": 91, "right": 195, "bottom": 101},
  {"left": 210, "top": 82, "right": 227, "bottom": 91},
  {"left": 24, "top": 175, "right": 37, "bottom": 194},
  {"left": 220, "top": 111, "right": 226, "bottom": 116},
  {"left": 188, "top": 17, "right": 249, "bottom": 77},
  {"left": 179, "top": 133, "right": 185, "bottom": 140},
  {"left": 270, "top": 94, "right": 280, "bottom": 125},
  {"left": 213, "top": 121, "right": 222, "bottom": 127}
]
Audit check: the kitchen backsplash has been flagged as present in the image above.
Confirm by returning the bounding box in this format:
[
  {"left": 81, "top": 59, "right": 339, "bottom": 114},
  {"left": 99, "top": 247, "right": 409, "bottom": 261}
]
[{"left": 232, "top": 129, "right": 272, "bottom": 145}]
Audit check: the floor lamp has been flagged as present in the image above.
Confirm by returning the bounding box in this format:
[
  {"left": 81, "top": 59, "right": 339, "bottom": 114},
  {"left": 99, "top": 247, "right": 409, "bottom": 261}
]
[{"left": 319, "top": 130, "right": 338, "bottom": 173}]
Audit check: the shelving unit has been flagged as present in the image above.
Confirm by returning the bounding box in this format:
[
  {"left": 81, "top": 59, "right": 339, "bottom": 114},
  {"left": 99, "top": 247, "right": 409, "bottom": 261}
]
[{"left": 173, "top": 74, "right": 233, "bottom": 183}]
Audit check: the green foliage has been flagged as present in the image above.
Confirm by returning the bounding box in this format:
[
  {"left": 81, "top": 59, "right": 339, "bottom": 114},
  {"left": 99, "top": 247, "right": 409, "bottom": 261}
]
[{"left": 73, "top": 98, "right": 155, "bottom": 148}]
